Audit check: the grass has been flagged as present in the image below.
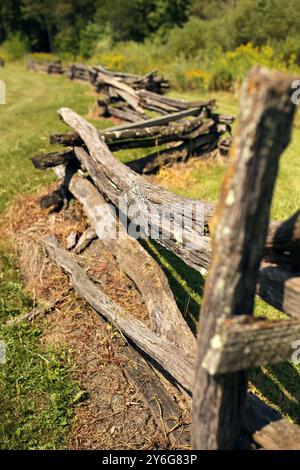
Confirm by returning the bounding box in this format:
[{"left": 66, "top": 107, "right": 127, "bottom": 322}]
[
  {"left": 155, "top": 89, "right": 300, "bottom": 420},
  {"left": 0, "top": 64, "right": 96, "bottom": 449},
  {"left": 0, "top": 241, "right": 86, "bottom": 449},
  {"left": 0, "top": 63, "right": 114, "bottom": 213},
  {"left": 0, "top": 63, "right": 299, "bottom": 448}
]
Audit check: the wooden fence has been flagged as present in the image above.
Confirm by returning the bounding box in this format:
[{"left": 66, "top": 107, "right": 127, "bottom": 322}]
[
  {"left": 31, "top": 64, "right": 300, "bottom": 449},
  {"left": 28, "top": 58, "right": 170, "bottom": 121}
]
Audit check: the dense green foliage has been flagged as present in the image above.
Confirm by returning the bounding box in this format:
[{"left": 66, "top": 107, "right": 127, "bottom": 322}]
[
  {"left": 1, "top": 1, "right": 300, "bottom": 91},
  {"left": 0, "top": 0, "right": 188, "bottom": 54},
  {"left": 1, "top": 0, "right": 300, "bottom": 60}
]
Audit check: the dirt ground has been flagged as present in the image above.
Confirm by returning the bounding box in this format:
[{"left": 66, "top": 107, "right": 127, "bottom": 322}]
[{"left": 1, "top": 185, "right": 191, "bottom": 450}]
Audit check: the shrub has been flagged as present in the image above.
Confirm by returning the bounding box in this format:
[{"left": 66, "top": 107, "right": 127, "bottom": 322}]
[
  {"left": 53, "top": 27, "right": 78, "bottom": 58},
  {"left": 29, "top": 52, "right": 60, "bottom": 63},
  {"left": 79, "top": 24, "right": 111, "bottom": 59},
  {"left": 208, "top": 59, "right": 234, "bottom": 91},
  {"left": 205, "top": 43, "right": 297, "bottom": 91},
  {"left": 1, "top": 33, "right": 29, "bottom": 62},
  {"left": 164, "top": 17, "right": 207, "bottom": 59}
]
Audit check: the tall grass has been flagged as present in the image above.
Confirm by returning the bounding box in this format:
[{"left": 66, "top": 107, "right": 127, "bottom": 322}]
[{"left": 24, "top": 40, "right": 300, "bottom": 94}]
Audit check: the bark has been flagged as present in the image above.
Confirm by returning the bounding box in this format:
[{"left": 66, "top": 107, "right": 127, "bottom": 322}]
[
  {"left": 51, "top": 103, "right": 212, "bottom": 145},
  {"left": 47, "top": 117, "right": 217, "bottom": 150},
  {"left": 74, "top": 227, "right": 97, "bottom": 254},
  {"left": 68, "top": 63, "right": 96, "bottom": 82},
  {"left": 40, "top": 181, "right": 300, "bottom": 318},
  {"left": 138, "top": 90, "right": 215, "bottom": 111},
  {"left": 44, "top": 234, "right": 195, "bottom": 391},
  {"left": 192, "top": 67, "right": 296, "bottom": 450},
  {"left": 245, "top": 393, "right": 300, "bottom": 450},
  {"left": 202, "top": 315, "right": 300, "bottom": 374},
  {"left": 105, "top": 120, "right": 216, "bottom": 151},
  {"left": 54, "top": 161, "right": 196, "bottom": 356},
  {"left": 119, "top": 342, "right": 191, "bottom": 448},
  {"left": 32, "top": 149, "right": 75, "bottom": 170},
  {"left": 56, "top": 107, "right": 300, "bottom": 278},
  {"left": 44, "top": 235, "right": 300, "bottom": 450},
  {"left": 257, "top": 264, "right": 300, "bottom": 319},
  {"left": 95, "top": 71, "right": 145, "bottom": 113},
  {"left": 57, "top": 107, "right": 215, "bottom": 270},
  {"left": 127, "top": 133, "right": 220, "bottom": 174},
  {"left": 39, "top": 189, "right": 65, "bottom": 211},
  {"left": 264, "top": 210, "right": 300, "bottom": 266},
  {"left": 93, "top": 66, "right": 169, "bottom": 94},
  {"left": 105, "top": 104, "right": 146, "bottom": 122}
]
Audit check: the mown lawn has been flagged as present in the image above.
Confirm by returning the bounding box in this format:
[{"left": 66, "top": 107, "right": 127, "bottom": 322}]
[{"left": 0, "top": 63, "right": 299, "bottom": 448}]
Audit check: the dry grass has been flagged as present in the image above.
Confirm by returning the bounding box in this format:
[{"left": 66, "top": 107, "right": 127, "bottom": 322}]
[
  {"left": 154, "top": 155, "right": 228, "bottom": 201},
  {"left": 2, "top": 185, "right": 190, "bottom": 449}
]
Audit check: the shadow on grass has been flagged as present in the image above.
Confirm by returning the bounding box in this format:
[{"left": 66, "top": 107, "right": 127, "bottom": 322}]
[
  {"left": 142, "top": 238, "right": 300, "bottom": 424},
  {"left": 250, "top": 362, "right": 300, "bottom": 424}
]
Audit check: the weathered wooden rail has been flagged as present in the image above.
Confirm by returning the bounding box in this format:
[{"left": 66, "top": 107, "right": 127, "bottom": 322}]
[
  {"left": 32, "top": 106, "right": 232, "bottom": 177},
  {"left": 28, "top": 58, "right": 231, "bottom": 125},
  {"left": 28, "top": 58, "right": 169, "bottom": 92},
  {"left": 31, "top": 66, "right": 300, "bottom": 449}
]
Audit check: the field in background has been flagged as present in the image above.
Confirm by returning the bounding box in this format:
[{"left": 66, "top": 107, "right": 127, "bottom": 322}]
[{"left": 0, "top": 64, "right": 299, "bottom": 448}]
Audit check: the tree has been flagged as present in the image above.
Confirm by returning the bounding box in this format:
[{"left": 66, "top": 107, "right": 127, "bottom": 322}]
[
  {"left": 20, "top": 0, "right": 97, "bottom": 53},
  {"left": 188, "top": 0, "right": 234, "bottom": 20},
  {"left": 95, "top": 0, "right": 189, "bottom": 42},
  {"left": 231, "top": 0, "right": 300, "bottom": 47},
  {"left": 0, "top": 0, "right": 23, "bottom": 43},
  {"left": 21, "top": 0, "right": 58, "bottom": 51}
]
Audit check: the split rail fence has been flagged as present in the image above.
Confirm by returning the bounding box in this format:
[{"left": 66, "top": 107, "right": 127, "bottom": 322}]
[{"left": 30, "top": 60, "right": 300, "bottom": 449}]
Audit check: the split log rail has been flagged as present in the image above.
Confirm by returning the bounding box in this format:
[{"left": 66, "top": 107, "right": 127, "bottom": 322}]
[
  {"left": 27, "top": 57, "right": 233, "bottom": 126},
  {"left": 31, "top": 65, "right": 300, "bottom": 450}
]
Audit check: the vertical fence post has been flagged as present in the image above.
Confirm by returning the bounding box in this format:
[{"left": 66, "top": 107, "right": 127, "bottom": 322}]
[{"left": 192, "top": 67, "right": 296, "bottom": 449}]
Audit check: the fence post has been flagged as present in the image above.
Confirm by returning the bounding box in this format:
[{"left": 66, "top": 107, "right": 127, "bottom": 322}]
[{"left": 192, "top": 67, "right": 296, "bottom": 449}]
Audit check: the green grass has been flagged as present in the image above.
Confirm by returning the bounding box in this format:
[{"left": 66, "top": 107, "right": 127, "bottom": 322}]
[
  {"left": 0, "top": 63, "right": 299, "bottom": 448},
  {"left": 0, "top": 63, "right": 115, "bottom": 213},
  {"left": 0, "top": 64, "right": 95, "bottom": 449},
  {"left": 0, "top": 242, "right": 87, "bottom": 449}
]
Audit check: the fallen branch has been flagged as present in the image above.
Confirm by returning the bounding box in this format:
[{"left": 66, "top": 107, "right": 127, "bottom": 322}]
[
  {"left": 32, "top": 149, "right": 75, "bottom": 170},
  {"left": 56, "top": 109, "right": 300, "bottom": 300},
  {"left": 245, "top": 393, "right": 300, "bottom": 450},
  {"left": 51, "top": 117, "right": 216, "bottom": 151},
  {"left": 264, "top": 210, "right": 300, "bottom": 266},
  {"left": 74, "top": 227, "right": 97, "bottom": 254},
  {"left": 120, "top": 343, "right": 191, "bottom": 448},
  {"left": 50, "top": 104, "right": 214, "bottom": 146},
  {"left": 127, "top": 134, "right": 220, "bottom": 175},
  {"left": 257, "top": 264, "right": 300, "bottom": 319},
  {"left": 57, "top": 107, "right": 215, "bottom": 271}
]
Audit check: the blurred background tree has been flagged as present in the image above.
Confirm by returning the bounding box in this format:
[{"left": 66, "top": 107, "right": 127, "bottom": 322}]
[{"left": 1, "top": 0, "right": 300, "bottom": 74}]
